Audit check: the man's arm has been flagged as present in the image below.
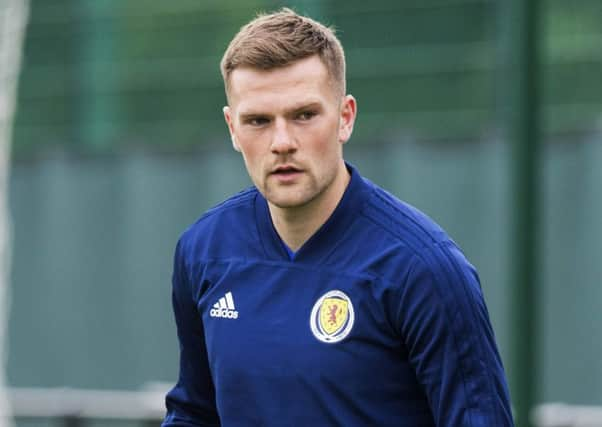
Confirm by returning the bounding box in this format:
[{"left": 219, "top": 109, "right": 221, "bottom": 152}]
[
  {"left": 162, "top": 240, "right": 220, "bottom": 427},
  {"left": 398, "top": 241, "right": 514, "bottom": 426}
]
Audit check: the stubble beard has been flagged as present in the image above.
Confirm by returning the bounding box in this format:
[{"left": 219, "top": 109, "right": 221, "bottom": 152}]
[{"left": 263, "top": 169, "right": 335, "bottom": 211}]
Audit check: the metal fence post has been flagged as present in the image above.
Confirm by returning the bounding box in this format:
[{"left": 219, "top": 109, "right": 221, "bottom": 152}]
[{"left": 502, "top": 0, "right": 543, "bottom": 425}]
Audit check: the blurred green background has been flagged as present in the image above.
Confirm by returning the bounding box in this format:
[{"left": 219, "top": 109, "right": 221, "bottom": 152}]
[{"left": 6, "top": 0, "right": 602, "bottom": 425}]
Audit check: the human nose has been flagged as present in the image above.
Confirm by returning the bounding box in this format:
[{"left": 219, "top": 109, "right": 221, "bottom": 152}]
[{"left": 270, "top": 118, "right": 296, "bottom": 154}]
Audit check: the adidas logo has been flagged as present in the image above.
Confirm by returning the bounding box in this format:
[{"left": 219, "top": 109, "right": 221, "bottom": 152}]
[{"left": 209, "top": 291, "right": 239, "bottom": 319}]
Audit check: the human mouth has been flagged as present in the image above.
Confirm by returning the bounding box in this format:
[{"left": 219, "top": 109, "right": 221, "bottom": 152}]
[{"left": 270, "top": 165, "right": 304, "bottom": 183}]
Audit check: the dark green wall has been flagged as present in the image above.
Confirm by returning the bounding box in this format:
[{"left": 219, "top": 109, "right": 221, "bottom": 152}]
[{"left": 12, "top": 0, "right": 602, "bottom": 154}]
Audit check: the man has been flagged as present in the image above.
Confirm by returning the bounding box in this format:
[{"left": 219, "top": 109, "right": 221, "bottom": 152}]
[{"left": 163, "top": 8, "right": 513, "bottom": 427}]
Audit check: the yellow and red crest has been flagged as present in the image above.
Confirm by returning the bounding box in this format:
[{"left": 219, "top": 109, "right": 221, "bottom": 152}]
[
  {"left": 319, "top": 297, "right": 349, "bottom": 335},
  {"left": 310, "top": 290, "right": 354, "bottom": 343}
]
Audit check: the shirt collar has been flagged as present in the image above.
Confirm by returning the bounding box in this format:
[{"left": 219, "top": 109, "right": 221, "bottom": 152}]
[{"left": 254, "top": 162, "right": 372, "bottom": 264}]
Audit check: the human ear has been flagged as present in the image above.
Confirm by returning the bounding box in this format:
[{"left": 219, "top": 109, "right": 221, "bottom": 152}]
[
  {"left": 223, "top": 106, "right": 241, "bottom": 152},
  {"left": 231, "top": 135, "right": 241, "bottom": 152},
  {"left": 339, "top": 95, "right": 357, "bottom": 144}
]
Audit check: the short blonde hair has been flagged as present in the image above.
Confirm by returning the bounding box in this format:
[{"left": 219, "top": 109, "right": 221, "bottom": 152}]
[{"left": 220, "top": 8, "right": 346, "bottom": 98}]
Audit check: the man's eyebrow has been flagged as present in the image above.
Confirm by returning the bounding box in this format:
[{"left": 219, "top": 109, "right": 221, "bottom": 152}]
[
  {"left": 287, "top": 102, "right": 322, "bottom": 114},
  {"left": 239, "top": 112, "right": 267, "bottom": 120},
  {"left": 238, "top": 101, "right": 323, "bottom": 119}
]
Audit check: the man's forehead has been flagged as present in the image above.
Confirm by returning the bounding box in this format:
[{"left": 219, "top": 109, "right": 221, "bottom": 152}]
[{"left": 227, "top": 56, "right": 335, "bottom": 101}]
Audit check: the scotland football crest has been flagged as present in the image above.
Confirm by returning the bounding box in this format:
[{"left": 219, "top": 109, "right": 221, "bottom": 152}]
[{"left": 310, "top": 290, "right": 354, "bottom": 343}]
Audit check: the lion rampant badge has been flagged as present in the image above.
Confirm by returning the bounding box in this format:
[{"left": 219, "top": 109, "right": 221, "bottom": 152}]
[{"left": 310, "top": 290, "right": 354, "bottom": 343}]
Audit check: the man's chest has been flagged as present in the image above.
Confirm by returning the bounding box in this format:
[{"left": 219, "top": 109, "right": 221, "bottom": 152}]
[
  {"left": 188, "top": 260, "right": 432, "bottom": 426},
  {"left": 195, "top": 262, "right": 408, "bottom": 382}
]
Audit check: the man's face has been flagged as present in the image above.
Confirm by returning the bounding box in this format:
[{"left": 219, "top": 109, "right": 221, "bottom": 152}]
[{"left": 223, "top": 55, "right": 356, "bottom": 210}]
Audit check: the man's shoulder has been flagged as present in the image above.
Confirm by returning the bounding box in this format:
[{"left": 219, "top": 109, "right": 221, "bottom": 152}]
[
  {"left": 178, "top": 187, "right": 259, "bottom": 254},
  {"left": 357, "top": 179, "right": 478, "bottom": 291},
  {"left": 198, "top": 186, "right": 258, "bottom": 223},
  {"left": 360, "top": 180, "right": 450, "bottom": 253}
]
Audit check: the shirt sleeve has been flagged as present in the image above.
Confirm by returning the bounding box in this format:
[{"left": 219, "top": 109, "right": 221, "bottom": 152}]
[
  {"left": 162, "top": 239, "right": 221, "bottom": 427},
  {"left": 397, "top": 241, "right": 514, "bottom": 427}
]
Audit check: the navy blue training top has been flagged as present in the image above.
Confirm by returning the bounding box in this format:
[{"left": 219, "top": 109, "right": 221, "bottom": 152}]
[{"left": 162, "top": 164, "right": 514, "bottom": 427}]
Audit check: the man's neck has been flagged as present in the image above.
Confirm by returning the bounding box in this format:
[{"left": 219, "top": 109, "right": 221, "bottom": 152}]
[{"left": 268, "top": 164, "right": 350, "bottom": 252}]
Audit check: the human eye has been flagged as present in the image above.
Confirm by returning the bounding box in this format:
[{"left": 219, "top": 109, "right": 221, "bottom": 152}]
[
  {"left": 244, "top": 116, "right": 270, "bottom": 127},
  {"left": 296, "top": 110, "right": 317, "bottom": 121}
]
